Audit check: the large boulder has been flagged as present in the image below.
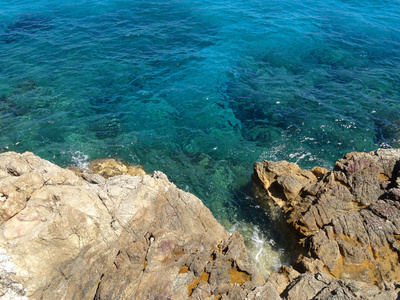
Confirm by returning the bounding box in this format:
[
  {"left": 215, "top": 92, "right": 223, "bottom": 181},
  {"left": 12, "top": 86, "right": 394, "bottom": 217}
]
[
  {"left": 252, "top": 160, "right": 317, "bottom": 207},
  {"left": 0, "top": 152, "right": 266, "bottom": 299}
]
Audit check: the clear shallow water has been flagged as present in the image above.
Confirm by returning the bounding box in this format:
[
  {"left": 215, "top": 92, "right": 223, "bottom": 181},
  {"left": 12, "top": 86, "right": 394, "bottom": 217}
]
[{"left": 1, "top": 0, "right": 400, "bottom": 276}]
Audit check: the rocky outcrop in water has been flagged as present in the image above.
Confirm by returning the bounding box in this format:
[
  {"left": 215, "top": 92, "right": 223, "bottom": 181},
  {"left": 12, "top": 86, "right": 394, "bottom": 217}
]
[
  {"left": 0, "top": 152, "right": 269, "bottom": 299},
  {"left": 2, "top": 150, "right": 400, "bottom": 299},
  {"left": 253, "top": 148, "right": 400, "bottom": 298}
]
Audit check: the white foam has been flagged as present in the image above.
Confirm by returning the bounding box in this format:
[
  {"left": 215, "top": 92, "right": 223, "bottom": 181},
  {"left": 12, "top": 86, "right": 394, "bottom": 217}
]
[
  {"left": 229, "top": 222, "right": 288, "bottom": 278},
  {"left": 260, "top": 145, "right": 316, "bottom": 165},
  {"left": 71, "top": 150, "right": 89, "bottom": 169},
  {"left": 290, "top": 152, "right": 313, "bottom": 164},
  {"left": 258, "top": 144, "right": 286, "bottom": 162},
  {"left": 380, "top": 142, "right": 392, "bottom": 148}
]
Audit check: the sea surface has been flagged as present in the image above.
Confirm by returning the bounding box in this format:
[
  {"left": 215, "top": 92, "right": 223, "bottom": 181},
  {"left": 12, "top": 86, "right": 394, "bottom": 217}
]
[{"left": 1, "top": 0, "right": 399, "bottom": 276}]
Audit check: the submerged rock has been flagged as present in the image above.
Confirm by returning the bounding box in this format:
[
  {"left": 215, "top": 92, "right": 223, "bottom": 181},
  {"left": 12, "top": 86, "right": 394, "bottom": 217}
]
[
  {"left": 68, "top": 157, "right": 147, "bottom": 179},
  {"left": 253, "top": 148, "right": 400, "bottom": 297}
]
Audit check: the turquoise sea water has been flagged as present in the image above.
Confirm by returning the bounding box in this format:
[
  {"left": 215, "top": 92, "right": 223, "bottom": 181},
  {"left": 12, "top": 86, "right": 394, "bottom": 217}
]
[{"left": 1, "top": 0, "right": 400, "bottom": 275}]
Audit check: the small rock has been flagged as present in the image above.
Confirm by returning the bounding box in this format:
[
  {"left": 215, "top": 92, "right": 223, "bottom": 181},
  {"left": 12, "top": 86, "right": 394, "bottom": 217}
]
[
  {"left": 87, "top": 158, "right": 146, "bottom": 178},
  {"left": 311, "top": 166, "right": 329, "bottom": 179}
]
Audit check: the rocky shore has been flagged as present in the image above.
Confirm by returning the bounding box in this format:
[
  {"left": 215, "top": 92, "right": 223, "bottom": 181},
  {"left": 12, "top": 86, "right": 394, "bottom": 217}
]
[
  {"left": 1, "top": 150, "right": 400, "bottom": 299},
  {"left": 253, "top": 148, "right": 400, "bottom": 299}
]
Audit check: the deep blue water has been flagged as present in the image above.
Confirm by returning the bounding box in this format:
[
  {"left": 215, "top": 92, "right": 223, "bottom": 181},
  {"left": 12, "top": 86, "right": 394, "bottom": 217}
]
[{"left": 1, "top": 0, "right": 400, "bottom": 275}]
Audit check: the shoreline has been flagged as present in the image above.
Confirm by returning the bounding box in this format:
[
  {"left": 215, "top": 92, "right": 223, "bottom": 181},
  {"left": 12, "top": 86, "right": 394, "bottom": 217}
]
[{"left": 1, "top": 149, "right": 400, "bottom": 299}]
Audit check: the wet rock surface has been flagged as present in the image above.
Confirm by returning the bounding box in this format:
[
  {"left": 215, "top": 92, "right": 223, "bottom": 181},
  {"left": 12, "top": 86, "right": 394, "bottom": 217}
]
[{"left": 253, "top": 149, "right": 400, "bottom": 298}]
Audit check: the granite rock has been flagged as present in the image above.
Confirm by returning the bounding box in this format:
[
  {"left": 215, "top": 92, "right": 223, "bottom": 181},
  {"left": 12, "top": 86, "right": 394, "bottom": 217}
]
[
  {"left": 3, "top": 149, "right": 400, "bottom": 299},
  {"left": 253, "top": 149, "right": 400, "bottom": 291},
  {"left": 0, "top": 152, "right": 266, "bottom": 299},
  {"left": 282, "top": 272, "right": 398, "bottom": 300},
  {"left": 252, "top": 160, "right": 317, "bottom": 207}
]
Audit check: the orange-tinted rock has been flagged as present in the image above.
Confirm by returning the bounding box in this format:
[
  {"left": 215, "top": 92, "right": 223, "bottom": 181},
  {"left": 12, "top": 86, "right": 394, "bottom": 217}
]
[
  {"left": 252, "top": 160, "right": 317, "bottom": 207},
  {"left": 253, "top": 149, "right": 400, "bottom": 290},
  {"left": 311, "top": 166, "right": 329, "bottom": 179},
  {"left": 87, "top": 158, "right": 146, "bottom": 178}
]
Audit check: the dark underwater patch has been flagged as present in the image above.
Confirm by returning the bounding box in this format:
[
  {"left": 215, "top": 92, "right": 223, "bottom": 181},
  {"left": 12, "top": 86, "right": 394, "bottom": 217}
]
[
  {"left": 89, "top": 113, "right": 125, "bottom": 140},
  {"left": 1, "top": 14, "right": 53, "bottom": 43},
  {"left": 89, "top": 94, "right": 123, "bottom": 114}
]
